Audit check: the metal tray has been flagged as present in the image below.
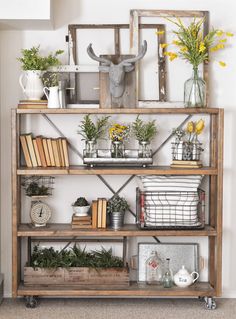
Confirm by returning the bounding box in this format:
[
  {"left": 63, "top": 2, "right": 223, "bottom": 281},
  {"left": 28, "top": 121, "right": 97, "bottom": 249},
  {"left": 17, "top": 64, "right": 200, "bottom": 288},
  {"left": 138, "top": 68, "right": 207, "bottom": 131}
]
[{"left": 138, "top": 242, "right": 199, "bottom": 282}]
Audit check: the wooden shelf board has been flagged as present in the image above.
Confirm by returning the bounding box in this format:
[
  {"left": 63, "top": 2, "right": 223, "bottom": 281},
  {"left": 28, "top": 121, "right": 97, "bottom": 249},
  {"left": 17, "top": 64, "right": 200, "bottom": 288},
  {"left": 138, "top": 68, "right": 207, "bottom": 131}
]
[
  {"left": 17, "top": 281, "right": 215, "bottom": 297},
  {"left": 17, "top": 165, "right": 218, "bottom": 176},
  {"left": 17, "top": 223, "right": 217, "bottom": 237},
  {"left": 15, "top": 107, "right": 220, "bottom": 115}
]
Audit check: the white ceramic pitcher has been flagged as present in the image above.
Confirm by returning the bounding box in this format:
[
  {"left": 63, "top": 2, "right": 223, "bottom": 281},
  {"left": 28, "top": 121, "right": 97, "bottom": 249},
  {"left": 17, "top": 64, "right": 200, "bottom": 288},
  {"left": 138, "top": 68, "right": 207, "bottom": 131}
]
[
  {"left": 19, "top": 70, "right": 44, "bottom": 100},
  {"left": 43, "top": 86, "right": 60, "bottom": 108}
]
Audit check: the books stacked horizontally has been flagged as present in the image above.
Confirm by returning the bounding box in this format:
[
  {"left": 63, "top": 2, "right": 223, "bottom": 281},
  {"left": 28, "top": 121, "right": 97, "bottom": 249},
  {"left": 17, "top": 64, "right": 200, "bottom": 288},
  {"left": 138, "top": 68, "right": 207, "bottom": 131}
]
[
  {"left": 18, "top": 100, "right": 48, "bottom": 109},
  {"left": 20, "top": 134, "right": 69, "bottom": 168},
  {"left": 71, "top": 215, "right": 92, "bottom": 229}
]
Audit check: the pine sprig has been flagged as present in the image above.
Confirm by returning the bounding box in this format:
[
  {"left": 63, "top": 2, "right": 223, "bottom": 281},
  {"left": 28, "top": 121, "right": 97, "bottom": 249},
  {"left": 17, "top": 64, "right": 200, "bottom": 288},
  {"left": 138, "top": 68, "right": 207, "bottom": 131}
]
[
  {"left": 132, "top": 116, "right": 157, "bottom": 142},
  {"left": 78, "top": 115, "right": 110, "bottom": 141}
]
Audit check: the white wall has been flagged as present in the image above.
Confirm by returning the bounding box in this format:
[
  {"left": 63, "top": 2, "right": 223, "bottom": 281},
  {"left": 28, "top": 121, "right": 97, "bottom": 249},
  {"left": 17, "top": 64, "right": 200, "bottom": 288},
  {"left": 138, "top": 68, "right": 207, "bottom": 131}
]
[{"left": 1, "top": 0, "right": 236, "bottom": 297}]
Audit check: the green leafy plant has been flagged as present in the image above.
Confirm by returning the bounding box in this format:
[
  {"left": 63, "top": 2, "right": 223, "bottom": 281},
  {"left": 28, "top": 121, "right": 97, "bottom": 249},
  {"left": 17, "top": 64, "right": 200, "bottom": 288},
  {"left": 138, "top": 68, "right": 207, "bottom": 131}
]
[
  {"left": 25, "top": 182, "right": 50, "bottom": 197},
  {"left": 78, "top": 115, "right": 110, "bottom": 142},
  {"left": 132, "top": 116, "right": 157, "bottom": 143},
  {"left": 72, "top": 197, "right": 89, "bottom": 207},
  {"left": 18, "top": 45, "right": 64, "bottom": 71},
  {"left": 42, "top": 72, "right": 60, "bottom": 87},
  {"left": 107, "top": 195, "right": 129, "bottom": 214},
  {"left": 29, "top": 245, "right": 123, "bottom": 269}
]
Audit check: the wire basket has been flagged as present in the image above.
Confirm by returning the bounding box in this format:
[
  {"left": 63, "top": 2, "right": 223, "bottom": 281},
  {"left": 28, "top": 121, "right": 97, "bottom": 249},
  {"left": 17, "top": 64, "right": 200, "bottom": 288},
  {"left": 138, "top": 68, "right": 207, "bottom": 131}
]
[
  {"left": 136, "top": 188, "right": 205, "bottom": 229},
  {"left": 171, "top": 141, "right": 203, "bottom": 161},
  {"left": 21, "top": 176, "right": 55, "bottom": 197}
]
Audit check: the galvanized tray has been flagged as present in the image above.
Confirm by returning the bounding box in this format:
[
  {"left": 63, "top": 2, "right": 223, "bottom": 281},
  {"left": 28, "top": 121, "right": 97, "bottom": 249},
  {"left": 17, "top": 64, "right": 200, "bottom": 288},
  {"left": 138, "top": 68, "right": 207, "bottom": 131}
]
[
  {"left": 83, "top": 149, "right": 153, "bottom": 167},
  {"left": 138, "top": 242, "right": 199, "bottom": 282}
]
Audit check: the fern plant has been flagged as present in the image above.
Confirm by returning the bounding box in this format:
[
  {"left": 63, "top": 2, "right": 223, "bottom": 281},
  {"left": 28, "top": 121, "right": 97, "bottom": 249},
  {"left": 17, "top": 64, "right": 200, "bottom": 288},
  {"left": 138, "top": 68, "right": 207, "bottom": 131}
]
[
  {"left": 78, "top": 115, "right": 110, "bottom": 142},
  {"left": 132, "top": 116, "right": 157, "bottom": 143}
]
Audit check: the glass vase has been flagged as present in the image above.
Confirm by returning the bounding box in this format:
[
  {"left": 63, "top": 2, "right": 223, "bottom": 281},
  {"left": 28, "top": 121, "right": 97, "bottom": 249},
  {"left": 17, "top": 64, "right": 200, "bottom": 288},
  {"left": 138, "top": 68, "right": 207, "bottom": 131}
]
[
  {"left": 85, "top": 140, "right": 97, "bottom": 158},
  {"left": 145, "top": 251, "right": 163, "bottom": 285},
  {"left": 111, "top": 141, "right": 124, "bottom": 158},
  {"left": 162, "top": 258, "right": 173, "bottom": 288},
  {"left": 184, "top": 68, "right": 206, "bottom": 108},
  {"left": 138, "top": 141, "right": 151, "bottom": 158}
]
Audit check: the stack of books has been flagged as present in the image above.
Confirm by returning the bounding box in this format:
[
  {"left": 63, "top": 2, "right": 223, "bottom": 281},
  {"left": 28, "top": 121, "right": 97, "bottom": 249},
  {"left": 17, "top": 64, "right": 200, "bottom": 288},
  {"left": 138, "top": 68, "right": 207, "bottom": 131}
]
[
  {"left": 18, "top": 100, "right": 48, "bottom": 109},
  {"left": 91, "top": 198, "right": 107, "bottom": 229},
  {"left": 71, "top": 215, "right": 92, "bottom": 229},
  {"left": 20, "top": 134, "right": 69, "bottom": 168}
]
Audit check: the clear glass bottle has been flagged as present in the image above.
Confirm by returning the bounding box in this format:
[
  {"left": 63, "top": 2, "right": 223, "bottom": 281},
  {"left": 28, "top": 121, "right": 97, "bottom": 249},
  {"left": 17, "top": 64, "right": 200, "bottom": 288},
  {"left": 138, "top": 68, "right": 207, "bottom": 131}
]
[
  {"left": 184, "top": 68, "right": 206, "bottom": 108},
  {"left": 162, "top": 258, "right": 173, "bottom": 288},
  {"left": 111, "top": 141, "right": 124, "bottom": 158},
  {"left": 145, "top": 251, "right": 163, "bottom": 285}
]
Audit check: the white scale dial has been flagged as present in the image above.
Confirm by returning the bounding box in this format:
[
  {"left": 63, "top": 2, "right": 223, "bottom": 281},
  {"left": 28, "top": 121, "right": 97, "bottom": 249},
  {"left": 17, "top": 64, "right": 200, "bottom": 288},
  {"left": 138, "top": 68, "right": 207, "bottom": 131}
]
[{"left": 30, "top": 201, "right": 52, "bottom": 227}]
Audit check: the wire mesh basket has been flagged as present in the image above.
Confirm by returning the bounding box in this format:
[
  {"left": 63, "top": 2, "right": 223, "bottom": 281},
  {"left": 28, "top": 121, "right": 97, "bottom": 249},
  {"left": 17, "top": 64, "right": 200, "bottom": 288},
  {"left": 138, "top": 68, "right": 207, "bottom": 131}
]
[
  {"left": 21, "top": 176, "right": 55, "bottom": 197},
  {"left": 136, "top": 188, "right": 205, "bottom": 229},
  {"left": 171, "top": 141, "right": 203, "bottom": 161}
]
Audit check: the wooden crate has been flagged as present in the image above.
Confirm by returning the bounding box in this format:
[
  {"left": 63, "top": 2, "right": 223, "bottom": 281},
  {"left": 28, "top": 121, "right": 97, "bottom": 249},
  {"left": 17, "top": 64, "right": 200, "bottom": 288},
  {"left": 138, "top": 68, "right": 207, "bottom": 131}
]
[{"left": 24, "top": 267, "right": 129, "bottom": 286}]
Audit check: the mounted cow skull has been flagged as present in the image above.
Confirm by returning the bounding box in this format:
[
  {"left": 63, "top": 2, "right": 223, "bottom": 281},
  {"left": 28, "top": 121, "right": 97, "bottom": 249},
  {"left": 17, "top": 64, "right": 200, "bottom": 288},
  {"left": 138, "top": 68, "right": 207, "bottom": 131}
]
[{"left": 87, "top": 40, "right": 147, "bottom": 98}]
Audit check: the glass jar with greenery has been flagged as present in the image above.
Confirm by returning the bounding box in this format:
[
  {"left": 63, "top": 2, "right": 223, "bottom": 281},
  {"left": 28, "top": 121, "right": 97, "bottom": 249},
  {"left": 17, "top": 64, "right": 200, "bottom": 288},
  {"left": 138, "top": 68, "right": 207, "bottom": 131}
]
[
  {"left": 132, "top": 116, "right": 157, "bottom": 158},
  {"left": 109, "top": 123, "right": 130, "bottom": 158},
  {"left": 78, "top": 115, "right": 110, "bottom": 158},
  {"left": 107, "top": 195, "right": 129, "bottom": 229}
]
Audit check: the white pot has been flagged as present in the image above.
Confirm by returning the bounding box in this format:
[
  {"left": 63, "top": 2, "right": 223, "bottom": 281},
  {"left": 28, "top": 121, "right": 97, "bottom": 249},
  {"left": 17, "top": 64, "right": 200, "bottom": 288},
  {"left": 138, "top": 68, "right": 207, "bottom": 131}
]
[
  {"left": 19, "top": 70, "right": 44, "bottom": 100},
  {"left": 174, "top": 265, "right": 199, "bottom": 288},
  {"left": 43, "top": 86, "right": 60, "bottom": 108},
  {"left": 72, "top": 205, "right": 90, "bottom": 217}
]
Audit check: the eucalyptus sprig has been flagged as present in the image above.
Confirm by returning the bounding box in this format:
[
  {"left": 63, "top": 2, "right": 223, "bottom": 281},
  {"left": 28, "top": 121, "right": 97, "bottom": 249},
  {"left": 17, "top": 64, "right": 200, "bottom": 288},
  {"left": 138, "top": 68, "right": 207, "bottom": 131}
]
[
  {"left": 132, "top": 116, "right": 157, "bottom": 143},
  {"left": 18, "top": 46, "right": 64, "bottom": 71},
  {"left": 78, "top": 115, "right": 110, "bottom": 142}
]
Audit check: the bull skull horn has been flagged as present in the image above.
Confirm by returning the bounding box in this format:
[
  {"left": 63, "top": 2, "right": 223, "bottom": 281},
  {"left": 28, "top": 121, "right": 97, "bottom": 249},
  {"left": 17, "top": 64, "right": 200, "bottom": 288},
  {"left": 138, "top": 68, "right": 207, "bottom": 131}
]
[
  {"left": 121, "top": 40, "right": 147, "bottom": 65},
  {"left": 87, "top": 44, "right": 111, "bottom": 65}
]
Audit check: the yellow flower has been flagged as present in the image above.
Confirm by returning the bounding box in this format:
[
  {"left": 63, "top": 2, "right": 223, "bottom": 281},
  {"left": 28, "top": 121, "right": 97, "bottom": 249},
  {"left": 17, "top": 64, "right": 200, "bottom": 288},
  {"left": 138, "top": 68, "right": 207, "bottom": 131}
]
[
  {"left": 180, "top": 46, "right": 188, "bottom": 52},
  {"left": 156, "top": 30, "right": 165, "bottom": 35},
  {"left": 219, "top": 38, "right": 227, "bottom": 43},
  {"left": 210, "top": 46, "right": 219, "bottom": 52},
  {"left": 187, "top": 121, "right": 194, "bottom": 133},
  {"left": 160, "top": 43, "right": 168, "bottom": 49},
  {"left": 226, "top": 32, "right": 234, "bottom": 37},
  {"left": 217, "top": 43, "right": 225, "bottom": 49},
  {"left": 172, "top": 40, "right": 182, "bottom": 46},
  {"left": 169, "top": 53, "right": 178, "bottom": 61},
  {"left": 216, "top": 30, "right": 224, "bottom": 37},
  {"left": 199, "top": 41, "right": 206, "bottom": 53},
  {"left": 219, "top": 61, "right": 226, "bottom": 67},
  {"left": 195, "top": 119, "right": 205, "bottom": 135}
]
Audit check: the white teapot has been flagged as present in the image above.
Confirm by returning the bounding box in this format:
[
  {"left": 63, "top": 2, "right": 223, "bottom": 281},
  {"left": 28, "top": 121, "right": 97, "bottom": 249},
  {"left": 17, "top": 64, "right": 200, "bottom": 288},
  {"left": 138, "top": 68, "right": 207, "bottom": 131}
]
[{"left": 174, "top": 265, "right": 199, "bottom": 288}]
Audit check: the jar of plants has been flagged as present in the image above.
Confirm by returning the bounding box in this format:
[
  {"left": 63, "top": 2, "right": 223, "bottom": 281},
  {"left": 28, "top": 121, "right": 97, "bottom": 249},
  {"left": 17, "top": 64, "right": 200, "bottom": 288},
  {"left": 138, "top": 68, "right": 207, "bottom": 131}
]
[
  {"left": 18, "top": 45, "right": 63, "bottom": 100},
  {"left": 164, "top": 18, "right": 233, "bottom": 107},
  {"left": 109, "top": 123, "right": 130, "bottom": 158},
  {"left": 132, "top": 116, "right": 157, "bottom": 158},
  {"left": 107, "top": 195, "right": 129, "bottom": 230},
  {"left": 78, "top": 115, "right": 110, "bottom": 158}
]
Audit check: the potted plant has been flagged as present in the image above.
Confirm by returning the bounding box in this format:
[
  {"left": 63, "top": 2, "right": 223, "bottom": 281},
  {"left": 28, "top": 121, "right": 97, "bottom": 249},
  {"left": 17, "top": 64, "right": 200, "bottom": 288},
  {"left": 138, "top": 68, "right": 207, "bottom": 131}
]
[
  {"left": 109, "top": 123, "right": 130, "bottom": 158},
  {"left": 18, "top": 45, "right": 64, "bottom": 100},
  {"left": 78, "top": 114, "right": 110, "bottom": 158},
  {"left": 72, "top": 197, "right": 90, "bottom": 217},
  {"left": 132, "top": 116, "right": 157, "bottom": 158},
  {"left": 42, "top": 72, "right": 61, "bottom": 108},
  {"left": 24, "top": 245, "right": 129, "bottom": 286},
  {"left": 107, "top": 195, "right": 129, "bottom": 229}
]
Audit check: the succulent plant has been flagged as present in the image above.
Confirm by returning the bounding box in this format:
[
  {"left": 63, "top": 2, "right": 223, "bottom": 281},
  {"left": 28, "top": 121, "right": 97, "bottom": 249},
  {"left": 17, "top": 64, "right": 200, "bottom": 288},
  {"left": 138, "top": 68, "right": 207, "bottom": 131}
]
[
  {"left": 107, "top": 195, "right": 129, "bottom": 214},
  {"left": 73, "top": 197, "right": 89, "bottom": 207}
]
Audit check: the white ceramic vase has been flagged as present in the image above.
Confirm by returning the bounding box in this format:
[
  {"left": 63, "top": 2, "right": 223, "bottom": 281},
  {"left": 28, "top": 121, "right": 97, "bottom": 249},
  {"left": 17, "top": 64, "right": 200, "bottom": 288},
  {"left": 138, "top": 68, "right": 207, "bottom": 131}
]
[
  {"left": 43, "top": 86, "right": 60, "bottom": 108},
  {"left": 19, "top": 70, "right": 44, "bottom": 100}
]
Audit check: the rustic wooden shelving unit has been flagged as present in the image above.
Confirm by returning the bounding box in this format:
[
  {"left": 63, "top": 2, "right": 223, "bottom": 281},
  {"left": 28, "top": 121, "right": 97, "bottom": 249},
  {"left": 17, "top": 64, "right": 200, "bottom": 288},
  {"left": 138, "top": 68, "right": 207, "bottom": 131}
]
[{"left": 12, "top": 107, "right": 223, "bottom": 309}]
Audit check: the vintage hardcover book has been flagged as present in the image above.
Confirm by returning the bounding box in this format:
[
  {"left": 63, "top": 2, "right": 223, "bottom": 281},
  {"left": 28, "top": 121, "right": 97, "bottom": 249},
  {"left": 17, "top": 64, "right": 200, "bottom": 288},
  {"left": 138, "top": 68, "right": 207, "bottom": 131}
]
[
  {"left": 42, "top": 138, "right": 51, "bottom": 166},
  {"left": 101, "top": 198, "right": 107, "bottom": 228},
  {"left": 97, "top": 198, "right": 103, "bottom": 228},
  {"left": 47, "top": 139, "right": 55, "bottom": 167},
  {"left": 51, "top": 139, "right": 60, "bottom": 167},
  {"left": 58, "top": 138, "right": 65, "bottom": 167},
  {"left": 35, "top": 136, "right": 47, "bottom": 167},
  {"left": 32, "top": 139, "right": 42, "bottom": 166},
  {"left": 72, "top": 214, "right": 92, "bottom": 222},
  {"left": 172, "top": 160, "right": 202, "bottom": 165},
  {"left": 71, "top": 224, "right": 93, "bottom": 229},
  {"left": 62, "top": 138, "right": 69, "bottom": 167},
  {"left": 20, "top": 135, "right": 32, "bottom": 168},
  {"left": 92, "top": 200, "right": 98, "bottom": 228},
  {"left": 170, "top": 164, "right": 202, "bottom": 168},
  {"left": 25, "top": 134, "right": 38, "bottom": 167},
  {"left": 18, "top": 100, "right": 48, "bottom": 109}
]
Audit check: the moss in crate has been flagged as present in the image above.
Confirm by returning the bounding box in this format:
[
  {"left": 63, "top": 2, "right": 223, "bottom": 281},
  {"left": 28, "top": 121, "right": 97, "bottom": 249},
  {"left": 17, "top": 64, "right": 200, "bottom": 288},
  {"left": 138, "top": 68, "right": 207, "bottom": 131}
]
[{"left": 29, "top": 245, "right": 124, "bottom": 269}]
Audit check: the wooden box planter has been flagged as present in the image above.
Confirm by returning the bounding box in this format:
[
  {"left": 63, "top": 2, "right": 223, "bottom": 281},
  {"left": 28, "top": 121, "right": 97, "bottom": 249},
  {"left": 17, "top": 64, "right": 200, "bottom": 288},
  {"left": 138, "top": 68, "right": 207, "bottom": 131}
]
[{"left": 24, "top": 267, "right": 130, "bottom": 287}]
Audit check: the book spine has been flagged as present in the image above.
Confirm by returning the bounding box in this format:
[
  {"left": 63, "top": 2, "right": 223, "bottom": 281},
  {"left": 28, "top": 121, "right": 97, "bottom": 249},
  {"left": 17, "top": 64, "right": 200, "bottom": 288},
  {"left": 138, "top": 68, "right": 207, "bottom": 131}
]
[
  {"left": 20, "top": 135, "right": 32, "bottom": 168},
  {"left": 25, "top": 134, "right": 38, "bottom": 167}
]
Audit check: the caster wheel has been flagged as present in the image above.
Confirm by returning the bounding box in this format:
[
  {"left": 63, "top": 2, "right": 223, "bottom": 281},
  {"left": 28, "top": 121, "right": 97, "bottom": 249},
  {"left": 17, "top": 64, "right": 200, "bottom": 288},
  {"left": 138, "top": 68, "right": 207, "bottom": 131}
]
[
  {"left": 198, "top": 296, "right": 205, "bottom": 302},
  {"left": 204, "top": 297, "right": 216, "bottom": 310},
  {"left": 25, "top": 296, "right": 38, "bottom": 308}
]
